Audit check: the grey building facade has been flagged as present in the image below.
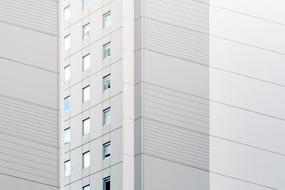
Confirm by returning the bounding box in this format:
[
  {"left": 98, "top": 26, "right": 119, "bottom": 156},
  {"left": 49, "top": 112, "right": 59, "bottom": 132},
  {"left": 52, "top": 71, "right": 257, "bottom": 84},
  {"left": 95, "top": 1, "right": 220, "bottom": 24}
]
[{"left": 0, "top": 0, "right": 60, "bottom": 190}]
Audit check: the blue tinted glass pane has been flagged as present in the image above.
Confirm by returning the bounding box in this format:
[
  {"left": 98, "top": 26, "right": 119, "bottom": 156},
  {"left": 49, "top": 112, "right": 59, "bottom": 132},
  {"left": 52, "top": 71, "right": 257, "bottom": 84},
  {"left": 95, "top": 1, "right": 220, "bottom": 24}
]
[
  {"left": 64, "top": 97, "right": 70, "bottom": 112},
  {"left": 84, "top": 0, "right": 91, "bottom": 8}
]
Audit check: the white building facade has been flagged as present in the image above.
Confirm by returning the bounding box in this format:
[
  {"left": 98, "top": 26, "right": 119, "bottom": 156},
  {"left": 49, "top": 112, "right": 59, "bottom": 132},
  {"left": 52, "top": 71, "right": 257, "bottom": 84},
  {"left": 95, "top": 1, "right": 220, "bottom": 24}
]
[{"left": 61, "top": 0, "right": 285, "bottom": 190}]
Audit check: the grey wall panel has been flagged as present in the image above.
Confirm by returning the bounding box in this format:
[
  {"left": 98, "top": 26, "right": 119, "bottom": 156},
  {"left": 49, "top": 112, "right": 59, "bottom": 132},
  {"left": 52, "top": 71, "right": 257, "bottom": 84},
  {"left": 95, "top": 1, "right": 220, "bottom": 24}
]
[
  {"left": 0, "top": 0, "right": 58, "bottom": 35},
  {"left": 144, "top": 118, "right": 209, "bottom": 170},
  {"left": 0, "top": 94, "right": 58, "bottom": 186},
  {"left": 0, "top": 22, "right": 58, "bottom": 72},
  {"left": 0, "top": 58, "right": 58, "bottom": 109},
  {"left": 135, "top": 0, "right": 210, "bottom": 189},
  {"left": 144, "top": 19, "right": 209, "bottom": 65},
  {"left": 144, "top": 0, "right": 209, "bottom": 33},
  {"left": 143, "top": 50, "right": 209, "bottom": 98},
  {"left": 0, "top": 0, "right": 59, "bottom": 189},
  {"left": 143, "top": 155, "right": 209, "bottom": 190},
  {"left": 143, "top": 83, "right": 209, "bottom": 134},
  {"left": 0, "top": 174, "right": 57, "bottom": 190}
]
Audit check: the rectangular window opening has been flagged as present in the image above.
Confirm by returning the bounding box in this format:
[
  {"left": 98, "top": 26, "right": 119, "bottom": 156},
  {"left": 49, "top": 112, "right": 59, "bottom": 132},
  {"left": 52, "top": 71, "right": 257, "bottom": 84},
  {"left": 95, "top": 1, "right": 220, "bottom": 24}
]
[
  {"left": 82, "top": 117, "right": 90, "bottom": 136},
  {"left": 82, "top": 85, "right": 90, "bottom": 102},
  {"left": 82, "top": 23, "right": 90, "bottom": 40},
  {"left": 103, "top": 176, "right": 111, "bottom": 190},
  {"left": 103, "top": 142, "right": 111, "bottom": 159},
  {"left": 83, "top": 151, "right": 90, "bottom": 168},
  {"left": 64, "top": 65, "right": 71, "bottom": 81},
  {"left": 64, "top": 160, "right": 71, "bottom": 176},
  {"left": 64, "top": 5, "right": 71, "bottom": 21},
  {"left": 83, "top": 185, "right": 90, "bottom": 190},
  {"left": 64, "top": 35, "right": 71, "bottom": 51},
  {"left": 64, "top": 96, "right": 71, "bottom": 112},
  {"left": 82, "top": 54, "right": 90, "bottom": 71},
  {"left": 103, "top": 42, "right": 111, "bottom": 59},
  {"left": 103, "top": 74, "right": 111, "bottom": 91},
  {"left": 64, "top": 127, "right": 71, "bottom": 144},
  {"left": 103, "top": 11, "right": 111, "bottom": 28},
  {"left": 103, "top": 107, "right": 111, "bottom": 125}
]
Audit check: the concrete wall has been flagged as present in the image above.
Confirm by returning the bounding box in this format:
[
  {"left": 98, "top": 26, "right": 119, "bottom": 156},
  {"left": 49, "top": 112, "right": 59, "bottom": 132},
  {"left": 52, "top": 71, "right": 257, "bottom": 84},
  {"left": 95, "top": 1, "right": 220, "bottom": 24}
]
[
  {"left": 0, "top": 0, "right": 59, "bottom": 189},
  {"left": 135, "top": 0, "right": 285, "bottom": 190},
  {"left": 209, "top": 0, "right": 285, "bottom": 189}
]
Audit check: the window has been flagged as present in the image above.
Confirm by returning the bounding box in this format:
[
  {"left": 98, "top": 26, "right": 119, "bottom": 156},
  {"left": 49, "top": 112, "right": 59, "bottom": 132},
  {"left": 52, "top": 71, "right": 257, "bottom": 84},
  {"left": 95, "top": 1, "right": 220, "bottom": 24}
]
[
  {"left": 83, "top": 0, "right": 91, "bottom": 10},
  {"left": 103, "top": 74, "right": 111, "bottom": 91},
  {"left": 83, "top": 185, "right": 90, "bottom": 190},
  {"left": 103, "top": 11, "right": 111, "bottom": 28},
  {"left": 64, "top": 160, "right": 71, "bottom": 176},
  {"left": 64, "top": 5, "right": 71, "bottom": 21},
  {"left": 82, "top": 118, "right": 90, "bottom": 136},
  {"left": 103, "top": 42, "right": 111, "bottom": 59},
  {"left": 82, "top": 85, "right": 90, "bottom": 102},
  {"left": 64, "top": 96, "right": 71, "bottom": 112},
  {"left": 64, "top": 127, "right": 71, "bottom": 144},
  {"left": 83, "top": 151, "right": 90, "bottom": 168},
  {"left": 103, "top": 176, "right": 111, "bottom": 190},
  {"left": 82, "top": 23, "right": 90, "bottom": 40},
  {"left": 64, "top": 35, "right": 71, "bottom": 51},
  {"left": 103, "top": 107, "right": 111, "bottom": 125},
  {"left": 82, "top": 54, "right": 90, "bottom": 71},
  {"left": 103, "top": 142, "right": 111, "bottom": 159},
  {"left": 64, "top": 65, "right": 71, "bottom": 81}
]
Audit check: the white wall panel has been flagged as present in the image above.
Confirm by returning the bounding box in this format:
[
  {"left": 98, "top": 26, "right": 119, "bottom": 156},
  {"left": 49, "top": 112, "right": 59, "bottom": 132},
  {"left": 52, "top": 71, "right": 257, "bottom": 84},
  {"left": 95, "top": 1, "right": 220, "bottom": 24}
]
[
  {"left": 210, "top": 137, "right": 285, "bottom": 189},
  {"left": 210, "top": 68, "right": 285, "bottom": 119},
  {"left": 210, "top": 36, "right": 285, "bottom": 85},
  {"left": 210, "top": 6, "right": 285, "bottom": 53},
  {"left": 210, "top": 0, "right": 285, "bottom": 24}
]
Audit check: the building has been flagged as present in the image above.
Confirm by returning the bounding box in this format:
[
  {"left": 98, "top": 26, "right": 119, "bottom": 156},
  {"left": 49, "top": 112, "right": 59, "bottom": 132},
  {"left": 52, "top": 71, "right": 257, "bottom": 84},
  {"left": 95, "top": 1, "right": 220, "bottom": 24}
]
[
  {"left": 66, "top": 0, "right": 285, "bottom": 190},
  {"left": 0, "top": 0, "right": 284, "bottom": 190},
  {"left": 0, "top": 0, "right": 59, "bottom": 190},
  {"left": 61, "top": 0, "right": 285, "bottom": 190}
]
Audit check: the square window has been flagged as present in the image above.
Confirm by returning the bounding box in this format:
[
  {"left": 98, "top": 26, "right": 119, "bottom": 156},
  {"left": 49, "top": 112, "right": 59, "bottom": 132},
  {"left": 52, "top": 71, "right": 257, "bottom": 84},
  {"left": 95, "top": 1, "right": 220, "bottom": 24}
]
[
  {"left": 64, "top": 96, "right": 71, "bottom": 112},
  {"left": 64, "top": 127, "right": 71, "bottom": 144},
  {"left": 83, "top": 0, "right": 91, "bottom": 10},
  {"left": 103, "top": 11, "right": 111, "bottom": 28},
  {"left": 64, "top": 160, "right": 71, "bottom": 177},
  {"left": 82, "top": 85, "right": 90, "bottom": 102},
  {"left": 83, "top": 185, "right": 90, "bottom": 190},
  {"left": 103, "top": 107, "right": 111, "bottom": 125},
  {"left": 82, "top": 118, "right": 90, "bottom": 136},
  {"left": 103, "top": 42, "right": 111, "bottom": 59},
  {"left": 64, "top": 5, "right": 71, "bottom": 21},
  {"left": 103, "top": 74, "right": 111, "bottom": 91},
  {"left": 103, "top": 142, "right": 111, "bottom": 159},
  {"left": 64, "top": 35, "right": 70, "bottom": 51},
  {"left": 82, "top": 23, "right": 90, "bottom": 40},
  {"left": 103, "top": 176, "right": 111, "bottom": 190},
  {"left": 82, "top": 54, "right": 90, "bottom": 71},
  {"left": 83, "top": 151, "right": 90, "bottom": 168},
  {"left": 64, "top": 65, "right": 71, "bottom": 81}
]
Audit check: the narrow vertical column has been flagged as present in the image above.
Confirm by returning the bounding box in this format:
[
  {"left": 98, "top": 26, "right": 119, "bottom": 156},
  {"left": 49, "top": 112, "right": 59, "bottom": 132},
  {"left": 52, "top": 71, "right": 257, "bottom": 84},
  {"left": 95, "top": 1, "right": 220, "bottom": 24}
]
[{"left": 122, "top": 0, "right": 135, "bottom": 190}]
